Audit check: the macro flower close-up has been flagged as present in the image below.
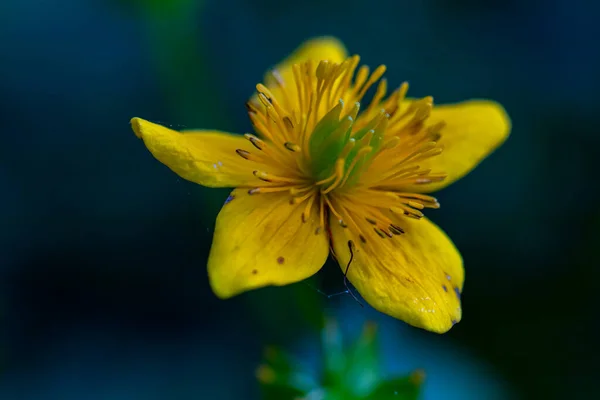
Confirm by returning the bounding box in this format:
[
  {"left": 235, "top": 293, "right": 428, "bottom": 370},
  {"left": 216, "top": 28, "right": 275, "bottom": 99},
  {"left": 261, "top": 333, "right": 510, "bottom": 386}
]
[
  {"left": 3, "top": 1, "right": 597, "bottom": 398},
  {"left": 131, "top": 37, "right": 510, "bottom": 334}
]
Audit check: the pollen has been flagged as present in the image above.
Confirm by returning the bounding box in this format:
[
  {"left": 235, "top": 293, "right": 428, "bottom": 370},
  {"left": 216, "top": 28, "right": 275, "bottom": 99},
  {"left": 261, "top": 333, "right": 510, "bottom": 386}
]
[{"left": 237, "top": 56, "right": 446, "bottom": 243}]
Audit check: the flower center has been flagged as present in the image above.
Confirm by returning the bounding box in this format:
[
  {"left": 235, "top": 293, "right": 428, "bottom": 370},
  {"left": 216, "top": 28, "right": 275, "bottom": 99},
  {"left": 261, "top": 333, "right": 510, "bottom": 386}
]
[{"left": 237, "top": 56, "right": 446, "bottom": 240}]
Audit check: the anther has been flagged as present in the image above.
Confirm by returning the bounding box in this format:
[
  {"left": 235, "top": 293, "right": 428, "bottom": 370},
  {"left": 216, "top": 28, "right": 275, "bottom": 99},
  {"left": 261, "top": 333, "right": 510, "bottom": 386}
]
[
  {"left": 429, "top": 120, "right": 446, "bottom": 131},
  {"left": 381, "top": 136, "right": 400, "bottom": 150},
  {"left": 408, "top": 201, "right": 425, "bottom": 210},
  {"left": 244, "top": 102, "right": 257, "bottom": 114},
  {"left": 429, "top": 133, "right": 442, "bottom": 142},
  {"left": 244, "top": 134, "right": 264, "bottom": 150},
  {"left": 248, "top": 188, "right": 260, "bottom": 195},
  {"left": 253, "top": 170, "right": 271, "bottom": 182},
  {"left": 359, "top": 234, "right": 367, "bottom": 243},
  {"left": 339, "top": 219, "right": 348, "bottom": 228},
  {"left": 374, "top": 228, "right": 387, "bottom": 238},
  {"left": 284, "top": 142, "right": 301, "bottom": 152},
  {"left": 256, "top": 83, "right": 277, "bottom": 100},
  {"left": 391, "top": 206, "right": 424, "bottom": 219},
  {"left": 236, "top": 149, "right": 251, "bottom": 160},
  {"left": 365, "top": 217, "right": 377, "bottom": 225},
  {"left": 389, "top": 224, "right": 405, "bottom": 235},
  {"left": 415, "top": 174, "right": 447, "bottom": 184},
  {"left": 283, "top": 116, "right": 294, "bottom": 130},
  {"left": 257, "top": 92, "right": 272, "bottom": 108}
]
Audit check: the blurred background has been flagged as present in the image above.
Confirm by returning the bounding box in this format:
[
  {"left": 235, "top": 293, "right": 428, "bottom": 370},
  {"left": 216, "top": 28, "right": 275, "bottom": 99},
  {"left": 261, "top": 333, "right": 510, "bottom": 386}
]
[{"left": 1, "top": 0, "right": 598, "bottom": 398}]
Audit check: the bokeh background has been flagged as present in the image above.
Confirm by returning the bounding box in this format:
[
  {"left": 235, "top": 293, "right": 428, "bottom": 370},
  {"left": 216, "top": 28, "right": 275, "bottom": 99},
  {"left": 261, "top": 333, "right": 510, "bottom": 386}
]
[{"left": 1, "top": 0, "right": 598, "bottom": 398}]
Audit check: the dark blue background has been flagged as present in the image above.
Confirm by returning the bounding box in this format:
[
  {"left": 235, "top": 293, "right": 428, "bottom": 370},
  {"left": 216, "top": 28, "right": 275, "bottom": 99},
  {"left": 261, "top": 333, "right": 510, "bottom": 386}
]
[{"left": 1, "top": 0, "right": 598, "bottom": 398}]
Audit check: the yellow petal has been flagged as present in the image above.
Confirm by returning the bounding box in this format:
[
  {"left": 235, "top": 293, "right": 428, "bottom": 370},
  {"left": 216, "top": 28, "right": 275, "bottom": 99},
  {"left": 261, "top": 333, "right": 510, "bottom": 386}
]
[
  {"left": 131, "top": 117, "right": 262, "bottom": 188},
  {"left": 405, "top": 100, "right": 511, "bottom": 193},
  {"left": 208, "top": 189, "right": 329, "bottom": 299},
  {"left": 330, "top": 215, "right": 463, "bottom": 333}
]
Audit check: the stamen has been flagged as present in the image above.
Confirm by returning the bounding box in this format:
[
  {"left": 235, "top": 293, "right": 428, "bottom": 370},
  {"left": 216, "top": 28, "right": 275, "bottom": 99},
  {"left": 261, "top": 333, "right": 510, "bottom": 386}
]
[
  {"left": 373, "top": 227, "right": 388, "bottom": 239},
  {"left": 384, "top": 81, "right": 409, "bottom": 121},
  {"left": 357, "top": 65, "right": 386, "bottom": 100},
  {"left": 363, "top": 78, "right": 387, "bottom": 118},
  {"left": 315, "top": 172, "right": 337, "bottom": 187},
  {"left": 300, "top": 190, "right": 318, "bottom": 221},
  {"left": 320, "top": 159, "right": 345, "bottom": 194},
  {"left": 283, "top": 116, "right": 294, "bottom": 132},
  {"left": 244, "top": 133, "right": 264, "bottom": 150},
  {"left": 413, "top": 174, "right": 447, "bottom": 184},
  {"left": 284, "top": 142, "right": 301, "bottom": 152},
  {"left": 408, "top": 201, "right": 425, "bottom": 210},
  {"left": 332, "top": 198, "right": 368, "bottom": 241},
  {"left": 243, "top": 134, "right": 302, "bottom": 175},
  {"left": 245, "top": 55, "right": 449, "bottom": 243},
  {"left": 317, "top": 194, "right": 325, "bottom": 234},
  {"left": 389, "top": 225, "right": 405, "bottom": 235},
  {"left": 391, "top": 205, "right": 424, "bottom": 219},
  {"left": 236, "top": 149, "right": 251, "bottom": 160},
  {"left": 292, "top": 64, "right": 304, "bottom": 116},
  {"left": 252, "top": 170, "right": 307, "bottom": 184},
  {"left": 381, "top": 136, "right": 400, "bottom": 150},
  {"left": 330, "top": 56, "right": 360, "bottom": 104},
  {"left": 267, "top": 69, "right": 294, "bottom": 111},
  {"left": 291, "top": 189, "right": 314, "bottom": 206},
  {"left": 289, "top": 186, "right": 313, "bottom": 196},
  {"left": 337, "top": 195, "right": 401, "bottom": 239},
  {"left": 324, "top": 195, "right": 344, "bottom": 223},
  {"left": 395, "top": 193, "right": 440, "bottom": 208},
  {"left": 248, "top": 186, "right": 294, "bottom": 195},
  {"left": 256, "top": 84, "right": 290, "bottom": 128},
  {"left": 351, "top": 66, "right": 369, "bottom": 98}
]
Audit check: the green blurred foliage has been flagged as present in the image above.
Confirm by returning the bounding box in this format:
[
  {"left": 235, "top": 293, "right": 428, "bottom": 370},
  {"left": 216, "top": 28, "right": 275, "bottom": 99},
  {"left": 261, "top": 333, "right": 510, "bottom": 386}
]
[
  {"left": 257, "top": 320, "right": 423, "bottom": 400},
  {"left": 115, "top": 0, "right": 198, "bottom": 17},
  {"left": 113, "top": 0, "right": 228, "bottom": 128}
]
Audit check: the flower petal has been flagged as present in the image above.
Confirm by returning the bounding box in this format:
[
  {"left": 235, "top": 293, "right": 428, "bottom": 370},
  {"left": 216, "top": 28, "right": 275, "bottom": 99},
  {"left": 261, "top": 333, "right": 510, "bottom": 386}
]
[
  {"left": 131, "top": 117, "right": 262, "bottom": 187},
  {"left": 405, "top": 100, "right": 511, "bottom": 193},
  {"left": 208, "top": 189, "right": 329, "bottom": 299},
  {"left": 330, "top": 215, "right": 463, "bottom": 333},
  {"left": 264, "top": 36, "right": 348, "bottom": 87}
]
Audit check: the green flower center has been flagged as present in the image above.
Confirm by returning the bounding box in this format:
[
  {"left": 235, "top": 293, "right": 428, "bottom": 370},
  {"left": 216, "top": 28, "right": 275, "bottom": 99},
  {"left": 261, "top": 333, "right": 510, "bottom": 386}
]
[
  {"left": 308, "top": 99, "right": 388, "bottom": 192},
  {"left": 237, "top": 57, "right": 446, "bottom": 239}
]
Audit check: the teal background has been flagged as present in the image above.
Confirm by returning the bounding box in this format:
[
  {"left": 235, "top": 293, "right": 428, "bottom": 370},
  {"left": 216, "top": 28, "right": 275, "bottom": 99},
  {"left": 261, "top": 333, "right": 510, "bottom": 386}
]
[{"left": 1, "top": 0, "right": 598, "bottom": 398}]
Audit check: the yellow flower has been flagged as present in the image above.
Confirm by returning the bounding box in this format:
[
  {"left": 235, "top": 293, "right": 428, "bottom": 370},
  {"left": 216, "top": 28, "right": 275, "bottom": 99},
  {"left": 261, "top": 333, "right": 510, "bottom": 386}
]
[{"left": 130, "top": 37, "right": 510, "bottom": 333}]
